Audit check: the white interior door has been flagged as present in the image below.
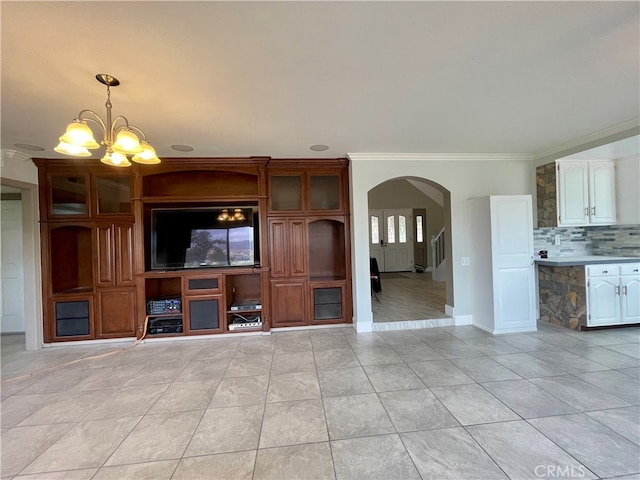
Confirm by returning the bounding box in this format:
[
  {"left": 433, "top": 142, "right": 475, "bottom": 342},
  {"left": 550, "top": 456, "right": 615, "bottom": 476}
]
[
  {"left": 369, "top": 209, "right": 413, "bottom": 272},
  {"left": 1, "top": 200, "right": 25, "bottom": 333},
  {"left": 490, "top": 196, "right": 536, "bottom": 332}
]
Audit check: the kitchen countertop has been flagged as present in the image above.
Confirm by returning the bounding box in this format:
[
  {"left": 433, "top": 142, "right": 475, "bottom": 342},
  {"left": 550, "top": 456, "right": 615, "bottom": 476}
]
[{"left": 535, "top": 255, "right": 640, "bottom": 267}]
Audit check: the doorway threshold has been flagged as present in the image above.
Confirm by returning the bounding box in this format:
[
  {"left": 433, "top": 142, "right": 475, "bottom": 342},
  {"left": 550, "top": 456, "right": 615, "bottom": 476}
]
[{"left": 373, "top": 317, "right": 454, "bottom": 331}]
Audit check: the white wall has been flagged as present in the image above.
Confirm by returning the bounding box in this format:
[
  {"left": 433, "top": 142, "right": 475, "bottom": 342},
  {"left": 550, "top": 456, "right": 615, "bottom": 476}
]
[
  {"left": 349, "top": 154, "right": 533, "bottom": 332},
  {"left": 1, "top": 152, "right": 42, "bottom": 349},
  {"left": 615, "top": 154, "right": 640, "bottom": 225}
]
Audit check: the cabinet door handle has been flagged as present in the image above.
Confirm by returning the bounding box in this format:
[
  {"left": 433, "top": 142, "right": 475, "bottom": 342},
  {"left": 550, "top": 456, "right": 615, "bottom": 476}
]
[
  {"left": 623, "top": 286, "right": 628, "bottom": 295},
  {"left": 615, "top": 286, "right": 620, "bottom": 295},
  {"left": 584, "top": 207, "right": 589, "bottom": 217},
  {"left": 592, "top": 206, "right": 596, "bottom": 216},
  {"left": 602, "top": 270, "right": 608, "bottom": 274},
  {"left": 634, "top": 269, "right": 638, "bottom": 273}
]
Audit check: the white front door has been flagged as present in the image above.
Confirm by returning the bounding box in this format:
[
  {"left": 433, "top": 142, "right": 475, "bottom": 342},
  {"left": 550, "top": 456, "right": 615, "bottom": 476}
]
[
  {"left": 368, "top": 209, "right": 413, "bottom": 272},
  {"left": 1, "top": 200, "right": 25, "bottom": 333},
  {"left": 490, "top": 196, "right": 536, "bottom": 331}
]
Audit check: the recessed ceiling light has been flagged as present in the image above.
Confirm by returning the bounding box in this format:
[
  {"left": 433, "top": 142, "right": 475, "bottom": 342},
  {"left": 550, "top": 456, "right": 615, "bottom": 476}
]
[
  {"left": 14, "top": 143, "right": 45, "bottom": 151},
  {"left": 171, "top": 144, "right": 194, "bottom": 152},
  {"left": 310, "top": 144, "right": 329, "bottom": 152}
]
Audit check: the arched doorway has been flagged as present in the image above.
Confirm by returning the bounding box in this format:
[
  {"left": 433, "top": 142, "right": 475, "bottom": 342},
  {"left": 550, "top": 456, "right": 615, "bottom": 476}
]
[{"left": 367, "top": 177, "right": 453, "bottom": 328}]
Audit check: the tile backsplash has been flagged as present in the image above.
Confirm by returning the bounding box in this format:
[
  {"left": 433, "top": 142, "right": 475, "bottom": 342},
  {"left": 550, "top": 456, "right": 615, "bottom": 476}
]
[{"left": 533, "top": 224, "right": 640, "bottom": 258}]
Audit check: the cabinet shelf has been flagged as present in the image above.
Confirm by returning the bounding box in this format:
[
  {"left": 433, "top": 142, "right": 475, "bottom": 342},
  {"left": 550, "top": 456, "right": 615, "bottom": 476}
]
[{"left": 52, "top": 286, "right": 94, "bottom": 295}]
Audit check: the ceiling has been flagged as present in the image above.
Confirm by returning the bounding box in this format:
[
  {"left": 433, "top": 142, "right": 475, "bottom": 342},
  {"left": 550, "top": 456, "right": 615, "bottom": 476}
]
[{"left": 1, "top": 1, "right": 638, "bottom": 160}]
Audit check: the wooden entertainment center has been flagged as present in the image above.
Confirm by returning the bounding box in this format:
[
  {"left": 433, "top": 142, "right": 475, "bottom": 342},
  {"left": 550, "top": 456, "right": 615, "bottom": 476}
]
[{"left": 34, "top": 157, "right": 352, "bottom": 342}]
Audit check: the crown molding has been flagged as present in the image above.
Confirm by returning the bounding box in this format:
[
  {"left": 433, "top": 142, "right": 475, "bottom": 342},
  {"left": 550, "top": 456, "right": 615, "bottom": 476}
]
[
  {"left": 1, "top": 149, "right": 32, "bottom": 164},
  {"left": 533, "top": 118, "right": 640, "bottom": 163},
  {"left": 347, "top": 153, "right": 533, "bottom": 162}
]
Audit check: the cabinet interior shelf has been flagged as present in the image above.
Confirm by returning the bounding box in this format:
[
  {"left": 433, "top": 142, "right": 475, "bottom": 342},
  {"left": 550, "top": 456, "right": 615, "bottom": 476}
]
[{"left": 53, "top": 286, "right": 94, "bottom": 295}]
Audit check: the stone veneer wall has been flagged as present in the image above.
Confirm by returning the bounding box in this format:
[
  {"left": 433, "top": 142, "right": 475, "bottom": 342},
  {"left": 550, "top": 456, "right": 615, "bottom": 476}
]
[
  {"left": 538, "top": 265, "right": 586, "bottom": 330},
  {"left": 536, "top": 163, "right": 557, "bottom": 228},
  {"left": 534, "top": 224, "right": 640, "bottom": 258}
]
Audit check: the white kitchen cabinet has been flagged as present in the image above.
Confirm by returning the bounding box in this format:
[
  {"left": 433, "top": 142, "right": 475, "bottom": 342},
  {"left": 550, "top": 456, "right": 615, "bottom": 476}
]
[
  {"left": 587, "top": 263, "right": 640, "bottom": 326},
  {"left": 620, "top": 263, "right": 640, "bottom": 324},
  {"left": 557, "top": 160, "right": 616, "bottom": 226}
]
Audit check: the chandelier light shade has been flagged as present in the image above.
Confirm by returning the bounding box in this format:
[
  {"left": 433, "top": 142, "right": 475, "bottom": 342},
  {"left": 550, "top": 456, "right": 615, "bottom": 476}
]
[{"left": 55, "top": 74, "right": 160, "bottom": 166}]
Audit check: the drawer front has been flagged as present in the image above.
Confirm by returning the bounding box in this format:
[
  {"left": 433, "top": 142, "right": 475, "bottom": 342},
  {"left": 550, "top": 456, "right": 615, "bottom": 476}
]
[
  {"left": 586, "top": 264, "right": 619, "bottom": 277},
  {"left": 620, "top": 263, "right": 640, "bottom": 276}
]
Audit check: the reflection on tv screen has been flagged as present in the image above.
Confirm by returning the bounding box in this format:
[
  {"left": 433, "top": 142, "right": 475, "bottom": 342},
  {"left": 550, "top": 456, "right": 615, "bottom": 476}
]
[{"left": 184, "top": 227, "right": 253, "bottom": 267}]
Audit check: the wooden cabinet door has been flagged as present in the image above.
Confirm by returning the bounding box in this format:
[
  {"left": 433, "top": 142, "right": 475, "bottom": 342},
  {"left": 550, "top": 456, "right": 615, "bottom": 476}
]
[
  {"left": 184, "top": 295, "right": 224, "bottom": 334},
  {"left": 95, "top": 225, "right": 114, "bottom": 286},
  {"left": 95, "top": 223, "right": 134, "bottom": 287},
  {"left": 269, "top": 219, "right": 307, "bottom": 278},
  {"left": 271, "top": 280, "right": 307, "bottom": 326},
  {"left": 289, "top": 219, "right": 307, "bottom": 277},
  {"left": 116, "top": 224, "right": 134, "bottom": 285},
  {"left": 269, "top": 219, "right": 289, "bottom": 277},
  {"left": 96, "top": 288, "right": 136, "bottom": 338}
]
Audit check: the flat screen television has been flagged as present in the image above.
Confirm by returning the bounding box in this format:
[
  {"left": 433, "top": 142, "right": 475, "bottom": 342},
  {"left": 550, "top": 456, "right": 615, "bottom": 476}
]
[{"left": 150, "top": 206, "right": 260, "bottom": 270}]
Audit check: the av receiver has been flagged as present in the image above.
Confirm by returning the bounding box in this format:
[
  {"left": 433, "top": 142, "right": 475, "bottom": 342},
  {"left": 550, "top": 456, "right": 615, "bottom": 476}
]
[
  {"left": 146, "top": 298, "right": 182, "bottom": 315},
  {"left": 147, "top": 316, "right": 183, "bottom": 335}
]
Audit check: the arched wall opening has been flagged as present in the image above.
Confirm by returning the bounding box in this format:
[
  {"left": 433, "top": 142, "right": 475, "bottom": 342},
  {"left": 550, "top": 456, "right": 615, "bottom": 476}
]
[
  {"left": 348, "top": 154, "right": 534, "bottom": 333},
  {"left": 367, "top": 176, "right": 453, "bottom": 323}
]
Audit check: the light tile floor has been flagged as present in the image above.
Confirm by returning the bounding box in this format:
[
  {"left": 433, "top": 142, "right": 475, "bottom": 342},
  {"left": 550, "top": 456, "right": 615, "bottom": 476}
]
[
  {"left": 2, "top": 322, "right": 639, "bottom": 479},
  {"left": 372, "top": 272, "right": 449, "bottom": 322}
]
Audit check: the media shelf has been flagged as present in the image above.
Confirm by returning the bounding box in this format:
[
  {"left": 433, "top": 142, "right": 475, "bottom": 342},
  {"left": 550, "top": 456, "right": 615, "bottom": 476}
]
[
  {"left": 140, "top": 268, "right": 266, "bottom": 336},
  {"left": 225, "top": 271, "right": 263, "bottom": 332}
]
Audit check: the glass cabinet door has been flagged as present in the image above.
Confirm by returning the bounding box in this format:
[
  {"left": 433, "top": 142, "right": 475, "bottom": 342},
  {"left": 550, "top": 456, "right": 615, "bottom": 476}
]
[
  {"left": 50, "top": 175, "right": 88, "bottom": 215},
  {"left": 309, "top": 174, "right": 340, "bottom": 211},
  {"left": 96, "top": 176, "right": 132, "bottom": 214},
  {"left": 270, "top": 175, "right": 302, "bottom": 211}
]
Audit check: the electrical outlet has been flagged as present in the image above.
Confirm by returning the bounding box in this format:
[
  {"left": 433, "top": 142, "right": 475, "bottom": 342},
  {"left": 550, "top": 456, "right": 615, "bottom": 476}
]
[
  {"left": 461, "top": 257, "right": 470, "bottom": 266},
  {"left": 554, "top": 234, "right": 561, "bottom": 246}
]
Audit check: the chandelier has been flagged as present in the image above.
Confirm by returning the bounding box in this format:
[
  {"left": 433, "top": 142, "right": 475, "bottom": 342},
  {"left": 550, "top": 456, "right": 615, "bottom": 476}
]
[
  {"left": 217, "top": 208, "right": 246, "bottom": 222},
  {"left": 54, "top": 74, "right": 160, "bottom": 167}
]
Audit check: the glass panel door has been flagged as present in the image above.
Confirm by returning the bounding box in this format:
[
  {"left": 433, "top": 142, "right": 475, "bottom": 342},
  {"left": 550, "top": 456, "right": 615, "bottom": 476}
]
[
  {"left": 51, "top": 175, "right": 88, "bottom": 215},
  {"left": 383, "top": 209, "right": 413, "bottom": 272}
]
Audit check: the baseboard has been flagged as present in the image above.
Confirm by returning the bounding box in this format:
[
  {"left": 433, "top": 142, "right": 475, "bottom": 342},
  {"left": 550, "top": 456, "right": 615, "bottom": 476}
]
[{"left": 454, "top": 314, "right": 473, "bottom": 326}]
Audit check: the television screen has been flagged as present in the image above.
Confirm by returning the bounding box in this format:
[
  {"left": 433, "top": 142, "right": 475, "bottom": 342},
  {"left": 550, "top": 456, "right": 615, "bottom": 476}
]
[{"left": 151, "top": 206, "right": 259, "bottom": 270}]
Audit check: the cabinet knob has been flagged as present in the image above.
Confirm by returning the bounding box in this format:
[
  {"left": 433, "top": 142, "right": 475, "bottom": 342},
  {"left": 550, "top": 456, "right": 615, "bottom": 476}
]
[
  {"left": 602, "top": 270, "right": 608, "bottom": 274},
  {"left": 634, "top": 269, "right": 638, "bottom": 272}
]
